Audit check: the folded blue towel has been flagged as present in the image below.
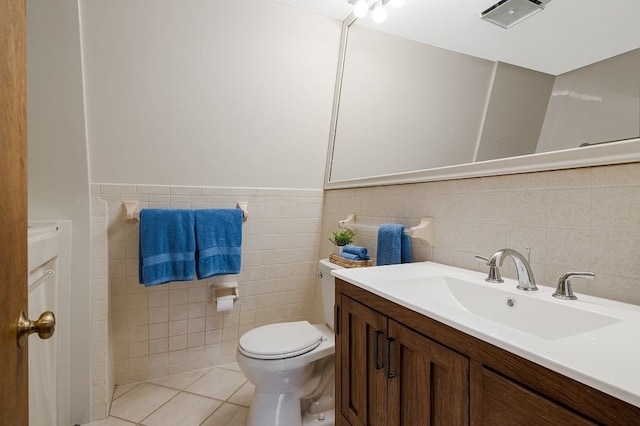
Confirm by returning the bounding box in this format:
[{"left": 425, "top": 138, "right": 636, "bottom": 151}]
[
  {"left": 342, "top": 244, "right": 369, "bottom": 259},
  {"left": 376, "top": 224, "right": 412, "bottom": 266},
  {"left": 139, "top": 209, "right": 196, "bottom": 286},
  {"left": 195, "top": 209, "right": 243, "bottom": 279},
  {"left": 340, "top": 252, "right": 370, "bottom": 262}
]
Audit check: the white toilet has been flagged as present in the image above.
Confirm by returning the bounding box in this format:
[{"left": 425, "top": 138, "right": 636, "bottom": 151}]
[{"left": 237, "top": 259, "right": 341, "bottom": 426}]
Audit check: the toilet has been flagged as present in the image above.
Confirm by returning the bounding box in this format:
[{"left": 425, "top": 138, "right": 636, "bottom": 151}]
[{"left": 237, "top": 259, "right": 342, "bottom": 426}]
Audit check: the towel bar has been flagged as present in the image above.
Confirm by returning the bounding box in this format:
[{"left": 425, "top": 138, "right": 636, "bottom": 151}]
[
  {"left": 338, "top": 213, "right": 434, "bottom": 245},
  {"left": 123, "top": 201, "right": 249, "bottom": 222}
]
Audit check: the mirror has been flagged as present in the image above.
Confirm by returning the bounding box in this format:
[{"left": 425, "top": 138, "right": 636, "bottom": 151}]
[{"left": 325, "top": 0, "right": 640, "bottom": 188}]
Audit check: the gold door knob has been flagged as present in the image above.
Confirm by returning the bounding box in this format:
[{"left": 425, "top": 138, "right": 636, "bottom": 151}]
[{"left": 17, "top": 311, "right": 55, "bottom": 348}]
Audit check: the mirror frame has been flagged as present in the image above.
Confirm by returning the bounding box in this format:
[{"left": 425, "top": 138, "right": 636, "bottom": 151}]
[{"left": 324, "top": 16, "right": 640, "bottom": 190}]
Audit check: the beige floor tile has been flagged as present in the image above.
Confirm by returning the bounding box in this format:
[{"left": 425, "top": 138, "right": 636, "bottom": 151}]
[
  {"left": 112, "top": 383, "right": 137, "bottom": 400},
  {"left": 201, "top": 403, "right": 248, "bottom": 426},
  {"left": 185, "top": 367, "right": 247, "bottom": 400},
  {"left": 227, "top": 381, "right": 254, "bottom": 407},
  {"left": 82, "top": 417, "right": 135, "bottom": 426},
  {"left": 140, "top": 392, "right": 222, "bottom": 426},
  {"left": 147, "top": 367, "right": 211, "bottom": 390},
  {"left": 217, "top": 361, "right": 241, "bottom": 372},
  {"left": 109, "top": 383, "right": 179, "bottom": 423}
]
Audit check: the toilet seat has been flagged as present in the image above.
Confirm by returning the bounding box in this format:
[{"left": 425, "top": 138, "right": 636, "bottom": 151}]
[{"left": 239, "top": 321, "right": 323, "bottom": 360}]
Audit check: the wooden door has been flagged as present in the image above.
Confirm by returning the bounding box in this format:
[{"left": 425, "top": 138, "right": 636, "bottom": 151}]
[
  {"left": 0, "top": 0, "right": 28, "bottom": 424},
  {"left": 387, "top": 320, "right": 469, "bottom": 426},
  {"left": 339, "top": 295, "right": 388, "bottom": 426}
]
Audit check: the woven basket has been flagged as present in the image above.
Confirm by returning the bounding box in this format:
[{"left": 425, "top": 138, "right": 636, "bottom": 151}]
[{"left": 329, "top": 253, "right": 374, "bottom": 268}]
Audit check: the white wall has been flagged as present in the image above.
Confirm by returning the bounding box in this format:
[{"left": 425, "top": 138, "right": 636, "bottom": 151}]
[
  {"left": 537, "top": 48, "right": 640, "bottom": 153},
  {"left": 80, "top": 0, "right": 341, "bottom": 189},
  {"left": 331, "top": 25, "right": 494, "bottom": 181},
  {"left": 476, "top": 62, "right": 554, "bottom": 162},
  {"left": 27, "top": 0, "right": 92, "bottom": 423}
]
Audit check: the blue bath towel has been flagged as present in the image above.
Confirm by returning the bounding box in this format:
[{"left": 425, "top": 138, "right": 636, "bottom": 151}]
[
  {"left": 139, "top": 209, "right": 196, "bottom": 286},
  {"left": 342, "top": 244, "right": 370, "bottom": 260},
  {"left": 376, "top": 224, "right": 413, "bottom": 266},
  {"left": 195, "top": 209, "right": 243, "bottom": 279}
]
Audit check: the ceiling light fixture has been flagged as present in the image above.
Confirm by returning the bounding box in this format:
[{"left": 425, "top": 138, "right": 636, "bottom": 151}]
[
  {"left": 346, "top": 0, "right": 405, "bottom": 23},
  {"left": 371, "top": 2, "right": 388, "bottom": 23},
  {"left": 353, "top": 0, "right": 369, "bottom": 18}
]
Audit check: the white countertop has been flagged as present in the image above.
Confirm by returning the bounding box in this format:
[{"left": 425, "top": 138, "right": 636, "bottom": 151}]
[{"left": 333, "top": 261, "right": 640, "bottom": 408}]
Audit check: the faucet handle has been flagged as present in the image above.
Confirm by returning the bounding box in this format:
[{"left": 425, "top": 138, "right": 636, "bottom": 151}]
[
  {"left": 553, "top": 272, "right": 595, "bottom": 300},
  {"left": 475, "top": 255, "right": 504, "bottom": 283}
]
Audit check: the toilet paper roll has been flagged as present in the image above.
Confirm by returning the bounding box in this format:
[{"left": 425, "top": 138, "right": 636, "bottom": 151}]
[{"left": 216, "top": 295, "right": 235, "bottom": 312}]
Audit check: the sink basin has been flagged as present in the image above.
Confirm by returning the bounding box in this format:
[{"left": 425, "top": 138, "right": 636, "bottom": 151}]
[
  {"left": 332, "top": 260, "right": 640, "bottom": 408},
  {"left": 377, "top": 275, "right": 620, "bottom": 340}
]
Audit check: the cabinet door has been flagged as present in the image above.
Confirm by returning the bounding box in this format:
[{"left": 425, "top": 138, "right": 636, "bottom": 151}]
[
  {"left": 473, "top": 367, "right": 596, "bottom": 425},
  {"left": 387, "top": 320, "right": 469, "bottom": 426},
  {"left": 340, "top": 295, "right": 388, "bottom": 426}
]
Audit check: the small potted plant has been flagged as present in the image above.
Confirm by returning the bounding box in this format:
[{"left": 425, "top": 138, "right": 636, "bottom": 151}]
[{"left": 329, "top": 229, "right": 355, "bottom": 255}]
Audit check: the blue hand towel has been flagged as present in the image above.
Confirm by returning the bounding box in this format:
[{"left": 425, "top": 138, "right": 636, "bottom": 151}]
[
  {"left": 342, "top": 244, "right": 369, "bottom": 259},
  {"left": 376, "top": 224, "right": 413, "bottom": 266},
  {"left": 139, "top": 209, "right": 196, "bottom": 286},
  {"left": 340, "top": 252, "right": 368, "bottom": 261},
  {"left": 195, "top": 209, "right": 243, "bottom": 279}
]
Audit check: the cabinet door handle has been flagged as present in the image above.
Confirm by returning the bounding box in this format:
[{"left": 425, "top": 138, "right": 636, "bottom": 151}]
[
  {"left": 373, "top": 330, "right": 384, "bottom": 369},
  {"left": 384, "top": 337, "right": 397, "bottom": 379}
]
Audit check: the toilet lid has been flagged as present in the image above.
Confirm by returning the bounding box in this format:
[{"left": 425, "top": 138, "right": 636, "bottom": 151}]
[{"left": 239, "top": 321, "right": 323, "bottom": 360}]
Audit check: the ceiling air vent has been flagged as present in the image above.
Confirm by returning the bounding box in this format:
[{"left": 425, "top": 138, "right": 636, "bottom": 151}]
[{"left": 481, "top": 0, "right": 547, "bottom": 29}]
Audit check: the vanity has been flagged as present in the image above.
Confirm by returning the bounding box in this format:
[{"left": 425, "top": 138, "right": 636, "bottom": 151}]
[{"left": 332, "top": 262, "right": 640, "bottom": 425}]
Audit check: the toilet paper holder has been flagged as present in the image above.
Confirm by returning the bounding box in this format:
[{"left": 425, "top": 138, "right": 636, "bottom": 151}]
[{"left": 209, "top": 282, "right": 239, "bottom": 306}]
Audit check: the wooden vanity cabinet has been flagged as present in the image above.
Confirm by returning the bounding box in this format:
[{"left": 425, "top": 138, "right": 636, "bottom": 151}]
[
  {"left": 338, "top": 295, "right": 387, "bottom": 425},
  {"left": 475, "top": 367, "right": 594, "bottom": 425},
  {"left": 335, "top": 279, "right": 640, "bottom": 426},
  {"left": 337, "top": 294, "right": 469, "bottom": 425}
]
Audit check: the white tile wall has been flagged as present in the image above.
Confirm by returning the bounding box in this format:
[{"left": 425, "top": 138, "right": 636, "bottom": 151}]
[
  {"left": 90, "top": 187, "right": 112, "bottom": 421},
  {"left": 321, "top": 163, "right": 640, "bottom": 306},
  {"left": 92, "top": 184, "right": 323, "bottom": 387}
]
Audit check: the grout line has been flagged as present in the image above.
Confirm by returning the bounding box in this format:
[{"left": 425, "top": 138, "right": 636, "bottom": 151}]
[
  {"left": 109, "top": 370, "right": 250, "bottom": 425},
  {"left": 180, "top": 389, "right": 226, "bottom": 403},
  {"left": 226, "top": 380, "right": 251, "bottom": 407},
  {"left": 142, "top": 367, "right": 213, "bottom": 392},
  {"left": 104, "top": 413, "right": 137, "bottom": 424},
  {"left": 136, "top": 388, "right": 182, "bottom": 426},
  {"left": 198, "top": 400, "right": 249, "bottom": 426},
  {"left": 111, "top": 383, "right": 142, "bottom": 402}
]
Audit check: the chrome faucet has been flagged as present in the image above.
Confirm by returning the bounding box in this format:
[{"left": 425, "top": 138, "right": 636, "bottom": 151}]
[
  {"left": 553, "top": 272, "right": 595, "bottom": 300},
  {"left": 477, "top": 249, "right": 538, "bottom": 291}
]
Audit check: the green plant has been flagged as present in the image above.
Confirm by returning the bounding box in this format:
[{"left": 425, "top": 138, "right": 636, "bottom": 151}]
[{"left": 329, "top": 229, "right": 355, "bottom": 246}]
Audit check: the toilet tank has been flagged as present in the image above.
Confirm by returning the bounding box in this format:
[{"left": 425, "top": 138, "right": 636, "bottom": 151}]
[{"left": 318, "top": 259, "right": 343, "bottom": 330}]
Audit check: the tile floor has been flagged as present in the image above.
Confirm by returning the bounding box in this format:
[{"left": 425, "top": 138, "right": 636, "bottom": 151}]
[{"left": 84, "top": 363, "right": 254, "bottom": 426}]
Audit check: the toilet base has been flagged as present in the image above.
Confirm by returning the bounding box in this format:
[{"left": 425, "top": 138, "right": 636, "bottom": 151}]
[
  {"left": 247, "top": 390, "right": 301, "bottom": 426},
  {"left": 246, "top": 392, "right": 336, "bottom": 426},
  {"left": 302, "top": 408, "right": 335, "bottom": 426}
]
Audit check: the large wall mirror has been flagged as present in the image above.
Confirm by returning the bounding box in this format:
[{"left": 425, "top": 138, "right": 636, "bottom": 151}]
[{"left": 324, "top": 0, "right": 640, "bottom": 188}]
